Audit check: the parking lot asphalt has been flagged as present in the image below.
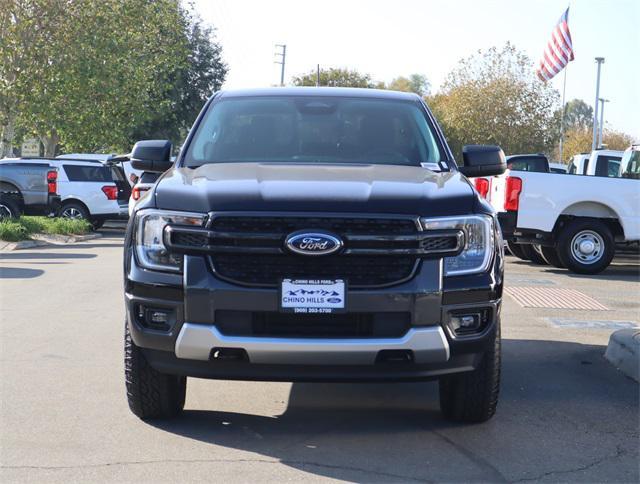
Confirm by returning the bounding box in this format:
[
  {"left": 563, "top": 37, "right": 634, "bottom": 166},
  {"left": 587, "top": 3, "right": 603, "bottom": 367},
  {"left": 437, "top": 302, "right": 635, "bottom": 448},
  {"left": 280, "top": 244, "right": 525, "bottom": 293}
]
[{"left": 1, "top": 222, "right": 638, "bottom": 483}]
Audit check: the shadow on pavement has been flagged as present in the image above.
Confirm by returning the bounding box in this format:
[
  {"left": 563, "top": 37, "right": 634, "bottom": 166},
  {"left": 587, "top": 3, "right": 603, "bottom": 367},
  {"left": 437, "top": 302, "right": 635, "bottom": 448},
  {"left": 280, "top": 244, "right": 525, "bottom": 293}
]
[
  {"left": 543, "top": 265, "right": 640, "bottom": 282},
  {"left": 29, "top": 242, "right": 124, "bottom": 249},
  {"left": 0, "top": 267, "right": 45, "bottom": 279},
  {"left": 148, "top": 339, "right": 638, "bottom": 482},
  {"left": 0, "top": 252, "right": 96, "bottom": 260}
]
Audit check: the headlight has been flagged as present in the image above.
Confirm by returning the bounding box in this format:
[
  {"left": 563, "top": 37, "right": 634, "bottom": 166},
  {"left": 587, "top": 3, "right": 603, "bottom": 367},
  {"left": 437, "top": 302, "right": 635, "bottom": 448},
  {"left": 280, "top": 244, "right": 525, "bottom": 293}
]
[
  {"left": 135, "top": 209, "right": 205, "bottom": 272},
  {"left": 420, "top": 215, "right": 494, "bottom": 276}
]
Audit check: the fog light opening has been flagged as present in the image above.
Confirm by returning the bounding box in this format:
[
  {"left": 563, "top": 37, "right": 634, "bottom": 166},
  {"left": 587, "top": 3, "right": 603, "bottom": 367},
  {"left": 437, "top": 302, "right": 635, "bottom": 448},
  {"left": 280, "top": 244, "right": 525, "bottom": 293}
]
[
  {"left": 135, "top": 304, "right": 174, "bottom": 332},
  {"left": 450, "top": 309, "right": 490, "bottom": 336}
]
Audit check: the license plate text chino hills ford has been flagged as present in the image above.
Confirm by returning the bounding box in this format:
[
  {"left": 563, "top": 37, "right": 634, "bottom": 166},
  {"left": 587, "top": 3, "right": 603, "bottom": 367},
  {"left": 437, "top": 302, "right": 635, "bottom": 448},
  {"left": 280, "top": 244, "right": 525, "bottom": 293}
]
[{"left": 123, "top": 87, "right": 506, "bottom": 423}]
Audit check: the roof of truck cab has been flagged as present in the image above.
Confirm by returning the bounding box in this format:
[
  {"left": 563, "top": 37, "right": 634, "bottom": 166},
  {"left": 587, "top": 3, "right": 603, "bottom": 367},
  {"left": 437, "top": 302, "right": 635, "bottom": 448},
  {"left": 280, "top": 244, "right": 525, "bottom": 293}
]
[
  {"left": 590, "top": 149, "right": 624, "bottom": 157},
  {"left": 56, "top": 153, "right": 116, "bottom": 161},
  {"left": 5, "top": 157, "right": 106, "bottom": 167},
  {"left": 216, "top": 87, "right": 421, "bottom": 101}
]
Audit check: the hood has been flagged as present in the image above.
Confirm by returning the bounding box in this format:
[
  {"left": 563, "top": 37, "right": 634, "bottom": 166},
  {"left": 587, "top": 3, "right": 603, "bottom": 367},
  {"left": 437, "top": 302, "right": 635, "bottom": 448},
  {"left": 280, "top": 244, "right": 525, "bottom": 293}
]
[{"left": 154, "top": 162, "right": 475, "bottom": 216}]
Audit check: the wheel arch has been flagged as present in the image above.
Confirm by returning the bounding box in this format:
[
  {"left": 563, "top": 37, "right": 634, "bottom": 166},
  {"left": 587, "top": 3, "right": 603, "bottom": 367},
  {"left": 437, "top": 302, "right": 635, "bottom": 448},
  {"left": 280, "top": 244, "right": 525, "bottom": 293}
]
[
  {"left": 560, "top": 201, "right": 619, "bottom": 219},
  {"left": 553, "top": 202, "right": 624, "bottom": 240},
  {"left": 0, "top": 181, "right": 23, "bottom": 198}
]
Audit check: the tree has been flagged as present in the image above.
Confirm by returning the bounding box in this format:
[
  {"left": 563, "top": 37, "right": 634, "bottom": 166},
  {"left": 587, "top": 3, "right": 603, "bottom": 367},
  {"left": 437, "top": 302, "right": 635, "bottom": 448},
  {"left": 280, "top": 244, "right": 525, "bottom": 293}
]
[
  {"left": 0, "top": 0, "right": 62, "bottom": 157},
  {"left": 387, "top": 74, "right": 430, "bottom": 96},
  {"left": 561, "top": 99, "right": 593, "bottom": 131},
  {"left": 602, "top": 130, "right": 634, "bottom": 151},
  {"left": 292, "top": 68, "right": 374, "bottom": 88},
  {"left": 4, "top": 0, "right": 193, "bottom": 156},
  {"left": 428, "top": 43, "right": 560, "bottom": 160},
  {"left": 561, "top": 127, "right": 592, "bottom": 161},
  {"left": 561, "top": 127, "right": 634, "bottom": 162},
  {"left": 130, "top": 14, "right": 227, "bottom": 146}
]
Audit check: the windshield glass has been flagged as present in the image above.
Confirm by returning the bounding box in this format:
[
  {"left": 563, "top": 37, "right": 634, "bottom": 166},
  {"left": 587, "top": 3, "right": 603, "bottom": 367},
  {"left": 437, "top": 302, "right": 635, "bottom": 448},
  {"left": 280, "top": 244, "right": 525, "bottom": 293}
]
[
  {"left": 184, "top": 96, "right": 444, "bottom": 168},
  {"left": 620, "top": 149, "right": 640, "bottom": 179}
]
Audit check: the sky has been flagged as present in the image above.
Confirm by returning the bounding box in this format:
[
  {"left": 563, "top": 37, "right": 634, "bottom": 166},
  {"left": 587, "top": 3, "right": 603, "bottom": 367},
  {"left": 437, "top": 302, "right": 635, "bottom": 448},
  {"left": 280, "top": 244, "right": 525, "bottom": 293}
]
[{"left": 194, "top": 0, "right": 639, "bottom": 139}]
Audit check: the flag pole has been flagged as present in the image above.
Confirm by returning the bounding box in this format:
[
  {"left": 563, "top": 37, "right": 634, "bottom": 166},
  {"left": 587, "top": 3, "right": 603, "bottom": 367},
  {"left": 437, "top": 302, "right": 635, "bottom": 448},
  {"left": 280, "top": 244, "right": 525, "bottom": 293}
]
[{"left": 559, "top": 65, "right": 568, "bottom": 163}]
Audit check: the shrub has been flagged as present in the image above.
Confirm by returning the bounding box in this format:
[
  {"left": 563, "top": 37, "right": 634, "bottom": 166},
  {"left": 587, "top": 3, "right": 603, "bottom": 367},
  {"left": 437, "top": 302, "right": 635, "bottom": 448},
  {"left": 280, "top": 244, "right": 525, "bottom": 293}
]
[{"left": 0, "top": 216, "right": 92, "bottom": 241}]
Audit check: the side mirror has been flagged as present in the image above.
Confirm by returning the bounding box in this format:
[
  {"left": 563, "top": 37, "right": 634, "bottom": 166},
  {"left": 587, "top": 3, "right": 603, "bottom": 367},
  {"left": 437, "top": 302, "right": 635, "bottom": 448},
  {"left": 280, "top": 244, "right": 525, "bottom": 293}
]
[
  {"left": 459, "top": 145, "right": 507, "bottom": 177},
  {"left": 130, "top": 140, "right": 174, "bottom": 173}
]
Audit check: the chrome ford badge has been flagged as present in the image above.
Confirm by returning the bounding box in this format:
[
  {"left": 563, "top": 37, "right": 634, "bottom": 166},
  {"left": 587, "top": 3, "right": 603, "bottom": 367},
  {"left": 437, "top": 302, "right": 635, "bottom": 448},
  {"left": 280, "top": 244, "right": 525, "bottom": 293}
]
[{"left": 285, "top": 231, "right": 343, "bottom": 256}]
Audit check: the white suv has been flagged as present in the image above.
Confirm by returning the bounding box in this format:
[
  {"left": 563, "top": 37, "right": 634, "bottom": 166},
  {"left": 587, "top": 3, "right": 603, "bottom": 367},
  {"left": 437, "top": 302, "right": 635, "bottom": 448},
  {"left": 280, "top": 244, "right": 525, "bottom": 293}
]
[{"left": 0, "top": 158, "right": 128, "bottom": 228}]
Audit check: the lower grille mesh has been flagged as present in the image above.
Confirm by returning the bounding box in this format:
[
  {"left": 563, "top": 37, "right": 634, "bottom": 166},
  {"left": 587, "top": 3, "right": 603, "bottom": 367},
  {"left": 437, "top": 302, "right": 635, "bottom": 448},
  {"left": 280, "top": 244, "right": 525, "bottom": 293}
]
[{"left": 215, "top": 310, "right": 411, "bottom": 338}]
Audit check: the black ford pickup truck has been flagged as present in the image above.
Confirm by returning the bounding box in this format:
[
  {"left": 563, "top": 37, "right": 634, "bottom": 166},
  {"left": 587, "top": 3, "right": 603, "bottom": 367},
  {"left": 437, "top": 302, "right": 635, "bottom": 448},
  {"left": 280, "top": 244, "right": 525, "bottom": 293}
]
[{"left": 124, "top": 87, "right": 506, "bottom": 423}]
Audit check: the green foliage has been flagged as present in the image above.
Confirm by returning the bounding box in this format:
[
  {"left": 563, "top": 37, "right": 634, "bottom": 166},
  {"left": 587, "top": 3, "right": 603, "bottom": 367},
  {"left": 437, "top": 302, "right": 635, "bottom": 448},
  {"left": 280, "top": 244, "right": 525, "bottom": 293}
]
[
  {"left": 429, "top": 43, "right": 560, "bottom": 160},
  {"left": 387, "top": 74, "right": 430, "bottom": 96},
  {"left": 562, "top": 99, "right": 593, "bottom": 131},
  {"left": 130, "top": 13, "right": 227, "bottom": 146},
  {"left": 0, "top": 219, "right": 28, "bottom": 241},
  {"left": 0, "top": 216, "right": 91, "bottom": 241},
  {"left": 2, "top": 0, "right": 227, "bottom": 155},
  {"left": 292, "top": 68, "right": 375, "bottom": 88}
]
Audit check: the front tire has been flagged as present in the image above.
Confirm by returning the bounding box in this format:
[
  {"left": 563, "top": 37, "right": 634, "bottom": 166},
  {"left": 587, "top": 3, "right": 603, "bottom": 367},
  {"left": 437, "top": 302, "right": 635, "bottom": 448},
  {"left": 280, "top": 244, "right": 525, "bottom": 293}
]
[
  {"left": 439, "top": 321, "right": 501, "bottom": 423},
  {"left": 124, "top": 323, "right": 186, "bottom": 420},
  {"left": 556, "top": 219, "right": 615, "bottom": 274}
]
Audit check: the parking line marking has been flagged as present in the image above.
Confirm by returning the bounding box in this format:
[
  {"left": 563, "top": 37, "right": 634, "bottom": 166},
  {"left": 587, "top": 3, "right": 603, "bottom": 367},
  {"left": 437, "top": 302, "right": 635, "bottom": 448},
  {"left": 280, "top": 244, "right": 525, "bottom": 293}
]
[
  {"left": 547, "top": 318, "right": 638, "bottom": 329},
  {"left": 505, "top": 287, "right": 609, "bottom": 310}
]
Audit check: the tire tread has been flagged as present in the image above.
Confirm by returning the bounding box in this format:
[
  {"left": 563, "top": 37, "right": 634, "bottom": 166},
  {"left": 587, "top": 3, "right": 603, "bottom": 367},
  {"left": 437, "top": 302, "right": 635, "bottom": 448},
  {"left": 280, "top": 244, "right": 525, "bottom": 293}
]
[
  {"left": 439, "top": 322, "right": 501, "bottom": 423},
  {"left": 124, "top": 323, "right": 185, "bottom": 419}
]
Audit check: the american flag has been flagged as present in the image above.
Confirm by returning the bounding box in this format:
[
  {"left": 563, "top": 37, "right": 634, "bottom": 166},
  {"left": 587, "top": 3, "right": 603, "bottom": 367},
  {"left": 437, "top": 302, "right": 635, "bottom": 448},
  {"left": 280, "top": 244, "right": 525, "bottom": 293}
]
[{"left": 536, "top": 7, "right": 575, "bottom": 81}]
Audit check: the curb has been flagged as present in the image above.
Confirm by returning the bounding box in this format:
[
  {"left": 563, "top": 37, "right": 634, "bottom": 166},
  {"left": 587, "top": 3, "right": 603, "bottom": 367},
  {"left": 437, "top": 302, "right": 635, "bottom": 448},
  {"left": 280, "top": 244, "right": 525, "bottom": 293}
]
[
  {"left": 0, "top": 232, "right": 102, "bottom": 251},
  {"left": 0, "top": 239, "right": 49, "bottom": 251},
  {"left": 604, "top": 329, "right": 640, "bottom": 382}
]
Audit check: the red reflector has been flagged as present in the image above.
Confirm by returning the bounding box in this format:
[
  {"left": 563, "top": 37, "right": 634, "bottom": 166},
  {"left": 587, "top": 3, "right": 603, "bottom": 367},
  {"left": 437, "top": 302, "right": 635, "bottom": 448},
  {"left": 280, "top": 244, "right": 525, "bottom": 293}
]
[
  {"left": 101, "top": 185, "right": 118, "bottom": 200},
  {"left": 504, "top": 176, "right": 522, "bottom": 211},
  {"left": 47, "top": 170, "right": 57, "bottom": 195},
  {"left": 474, "top": 178, "right": 490, "bottom": 198},
  {"left": 131, "top": 186, "right": 149, "bottom": 201}
]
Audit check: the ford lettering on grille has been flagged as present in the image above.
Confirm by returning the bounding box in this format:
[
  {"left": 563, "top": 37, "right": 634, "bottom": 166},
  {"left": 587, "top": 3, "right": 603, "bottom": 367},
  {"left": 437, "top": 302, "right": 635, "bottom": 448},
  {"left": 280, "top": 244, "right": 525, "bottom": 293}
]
[{"left": 285, "top": 232, "right": 343, "bottom": 256}]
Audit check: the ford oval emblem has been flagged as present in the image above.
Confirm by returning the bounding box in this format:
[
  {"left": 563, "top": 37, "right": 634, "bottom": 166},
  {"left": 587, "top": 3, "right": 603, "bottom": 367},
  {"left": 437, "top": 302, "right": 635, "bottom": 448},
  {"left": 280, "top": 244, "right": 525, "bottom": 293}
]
[{"left": 285, "top": 231, "right": 343, "bottom": 256}]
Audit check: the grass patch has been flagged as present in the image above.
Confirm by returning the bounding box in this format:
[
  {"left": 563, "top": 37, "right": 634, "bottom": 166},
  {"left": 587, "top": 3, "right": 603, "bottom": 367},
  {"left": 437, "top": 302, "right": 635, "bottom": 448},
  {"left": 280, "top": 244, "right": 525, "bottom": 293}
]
[{"left": 0, "top": 216, "right": 92, "bottom": 242}]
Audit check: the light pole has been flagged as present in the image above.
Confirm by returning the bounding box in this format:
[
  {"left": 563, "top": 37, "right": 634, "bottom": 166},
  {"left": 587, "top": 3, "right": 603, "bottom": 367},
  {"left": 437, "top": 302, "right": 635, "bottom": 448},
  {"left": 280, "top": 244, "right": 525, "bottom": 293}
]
[
  {"left": 274, "top": 44, "right": 287, "bottom": 87},
  {"left": 591, "top": 57, "right": 605, "bottom": 151},
  {"left": 597, "top": 98, "right": 609, "bottom": 148}
]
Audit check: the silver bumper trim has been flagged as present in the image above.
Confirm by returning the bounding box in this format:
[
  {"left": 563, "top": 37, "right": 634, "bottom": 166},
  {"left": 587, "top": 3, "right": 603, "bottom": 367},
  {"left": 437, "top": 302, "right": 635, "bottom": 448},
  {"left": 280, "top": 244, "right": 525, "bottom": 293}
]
[{"left": 175, "top": 323, "right": 450, "bottom": 365}]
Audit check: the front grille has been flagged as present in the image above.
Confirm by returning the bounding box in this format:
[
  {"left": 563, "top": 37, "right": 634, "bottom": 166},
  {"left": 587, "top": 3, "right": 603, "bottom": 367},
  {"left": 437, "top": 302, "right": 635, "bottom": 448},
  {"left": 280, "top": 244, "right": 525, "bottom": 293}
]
[
  {"left": 215, "top": 310, "right": 411, "bottom": 338},
  {"left": 210, "top": 216, "right": 418, "bottom": 235},
  {"left": 164, "top": 214, "right": 463, "bottom": 288},
  {"left": 212, "top": 254, "right": 418, "bottom": 287}
]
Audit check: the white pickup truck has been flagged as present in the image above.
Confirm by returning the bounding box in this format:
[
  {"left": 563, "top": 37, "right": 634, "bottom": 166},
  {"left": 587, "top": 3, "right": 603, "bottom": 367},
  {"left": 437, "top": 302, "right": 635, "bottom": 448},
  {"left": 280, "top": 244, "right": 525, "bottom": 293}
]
[{"left": 478, "top": 148, "right": 639, "bottom": 274}]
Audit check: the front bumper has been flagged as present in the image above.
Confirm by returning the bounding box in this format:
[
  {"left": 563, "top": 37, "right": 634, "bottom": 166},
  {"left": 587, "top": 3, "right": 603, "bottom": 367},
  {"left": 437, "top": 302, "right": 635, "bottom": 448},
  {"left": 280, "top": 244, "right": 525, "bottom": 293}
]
[
  {"left": 175, "top": 323, "right": 449, "bottom": 365},
  {"left": 125, "top": 248, "right": 502, "bottom": 381}
]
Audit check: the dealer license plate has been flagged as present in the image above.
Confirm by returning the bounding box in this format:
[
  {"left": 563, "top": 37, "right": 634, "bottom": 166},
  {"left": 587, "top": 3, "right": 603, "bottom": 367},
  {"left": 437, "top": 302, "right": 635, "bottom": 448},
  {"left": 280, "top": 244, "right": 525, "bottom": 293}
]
[{"left": 280, "top": 279, "right": 346, "bottom": 313}]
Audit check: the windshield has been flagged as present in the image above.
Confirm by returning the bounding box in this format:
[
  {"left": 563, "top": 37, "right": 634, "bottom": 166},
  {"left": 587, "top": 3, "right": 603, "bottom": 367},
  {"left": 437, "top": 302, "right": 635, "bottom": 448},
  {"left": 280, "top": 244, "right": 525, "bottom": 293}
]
[
  {"left": 620, "top": 149, "right": 640, "bottom": 179},
  {"left": 184, "top": 96, "right": 444, "bottom": 168}
]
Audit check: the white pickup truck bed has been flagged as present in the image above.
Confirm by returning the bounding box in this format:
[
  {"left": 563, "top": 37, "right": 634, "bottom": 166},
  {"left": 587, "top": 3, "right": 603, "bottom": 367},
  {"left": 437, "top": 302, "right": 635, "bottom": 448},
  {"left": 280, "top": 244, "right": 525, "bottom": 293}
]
[
  {"left": 482, "top": 169, "right": 639, "bottom": 274},
  {"left": 515, "top": 171, "right": 639, "bottom": 239}
]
